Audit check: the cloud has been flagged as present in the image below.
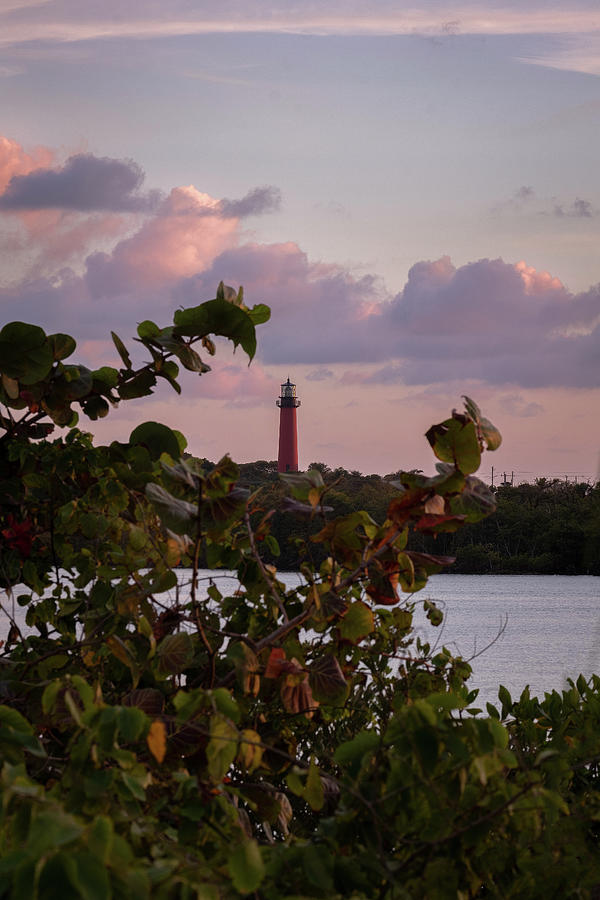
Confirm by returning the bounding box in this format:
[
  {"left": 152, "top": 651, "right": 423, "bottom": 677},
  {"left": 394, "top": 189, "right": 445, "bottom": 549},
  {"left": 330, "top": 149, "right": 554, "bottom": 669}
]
[
  {"left": 85, "top": 185, "right": 240, "bottom": 296},
  {"left": 0, "top": 153, "right": 161, "bottom": 212},
  {"left": 306, "top": 367, "right": 334, "bottom": 381},
  {"left": 494, "top": 186, "right": 597, "bottom": 219},
  {"left": 514, "top": 185, "right": 535, "bottom": 203},
  {"left": 0, "top": 137, "right": 598, "bottom": 396},
  {"left": 499, "top": 394, "right": 544, "bottom": 417},
  {"left": 552, "top": 197, "right": 594, "bottom": 218},
  {"left": 2, "top": 3, "right": 600, "bottom": 47},
  {"left": 0, "top": 135, "right": 53, "bottom": 194},
  {"left": 219, "top": 186, "right": 282, "bottom": 218}
]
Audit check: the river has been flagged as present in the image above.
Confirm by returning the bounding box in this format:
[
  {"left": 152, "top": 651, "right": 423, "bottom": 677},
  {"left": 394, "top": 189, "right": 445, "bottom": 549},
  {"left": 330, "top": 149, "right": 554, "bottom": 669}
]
[{"left": 2, "top": 572, "right": 598, "bottom": 709}]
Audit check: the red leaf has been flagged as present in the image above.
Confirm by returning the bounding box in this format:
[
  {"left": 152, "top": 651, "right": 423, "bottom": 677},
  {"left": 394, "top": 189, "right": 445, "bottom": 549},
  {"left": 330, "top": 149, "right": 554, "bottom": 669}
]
[{"left": 264, "top": 647, "right": 287, "bottom": 679}]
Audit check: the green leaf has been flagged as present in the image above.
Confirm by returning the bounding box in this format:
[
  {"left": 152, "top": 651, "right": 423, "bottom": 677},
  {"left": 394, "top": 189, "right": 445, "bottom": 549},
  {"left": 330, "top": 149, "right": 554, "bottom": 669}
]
[
  {"left": 228, "top": 840, "right": 265, "bottom": 894},
  {"left": 413, "top": 727, "right": 439, "bottom": 773},
  {"left": 463, "top": 395, "right": 502, "bottom": 451},
  {"left": 121, "top": 772, "right": 146, "bottom": 801},
  {"left": 145, "top": 483, "right": 197, "bottom": 534},
  {"left": 106, "top": 636, "right": 140, "bottom": 687},
  {"left": 81, "top": 395, "right": 109, "bottom": 420},
  {"left": 425, "top": 415, "right": 481, "bottom": 475},
  {"left": 0, "top": 322, "right": 53, "bottom": 384},
  {"left": 304, "top": 758, "right": 324, "bottom": 811},
  {"left": 212, "top": 688, "right": 241, "bottom": 724},
  {"left": 117, "top": 706, "right": 148, "bottom": 742},
  {"left": 118, "top": 369, "right": 156, "bottom": 400},
  {"left": 247, "top": 303, "right": 271, "bottom": 325},
  {"left": 449, "top": 476, "right": 497, "bottom": 523},
  {"left": 339, "top": 601, "right": 374, "bottom": 642},
  {"left": 48, "top": 333, "right": 76, "bottom": 361},
  {"left": 42, "top": 681, "right": 61, "bottom": 715},
  {"left": 498, "top": 684, "right": 512, "bottom": 717},
  {"left": 71, "top": 850, "right": 112, "bottom": 900},
  {"left": 173, "top": 297, "right": 258, "bottom": 361},
  {"left": 301, "top": 844, "right": 334, "bottom": 893},
  {"left": 137, "top": 320, "right": 159, "bottom": 340},
  {"left": 0, "top": 705, "right": 33, "bottom": 734},
  {"left": 334, "top": 730, "right": 379, "bottom": 772},
  {"left": 27, "top": 811, "right": 83, "bottom": 855},
  {"left": 130, "top": 421, "right": 182, "bottom": 460},
  {"left": 280, "top": 468, "right": 324, "bottom": 501},
  {"left": 92, "top": 366, "right": 119, "bottom": 389},
  {"left": 86, "top": 816, "right": 114, "bottom": 864},
  {"left": 206, "top": 716, "right": 238, "bottom": 781},
  {"left": 111, "top": 331, "right": 132, "bottom": 369}
]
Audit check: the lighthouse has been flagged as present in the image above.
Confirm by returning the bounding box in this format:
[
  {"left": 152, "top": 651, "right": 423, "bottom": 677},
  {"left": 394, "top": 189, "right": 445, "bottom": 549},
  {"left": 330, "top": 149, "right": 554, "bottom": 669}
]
[{"left": 276, "top": 378, "right": 300, "bottom": 473}]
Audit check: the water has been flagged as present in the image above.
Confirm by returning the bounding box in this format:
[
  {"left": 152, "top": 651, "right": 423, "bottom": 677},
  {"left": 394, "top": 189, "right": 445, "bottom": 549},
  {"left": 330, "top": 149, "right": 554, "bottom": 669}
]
[
  {"left": 2, "top": 573, "right": 598, "bottom": 709},
  {"left": 413, "top": 575, "right": 600, "bottom": 707}
]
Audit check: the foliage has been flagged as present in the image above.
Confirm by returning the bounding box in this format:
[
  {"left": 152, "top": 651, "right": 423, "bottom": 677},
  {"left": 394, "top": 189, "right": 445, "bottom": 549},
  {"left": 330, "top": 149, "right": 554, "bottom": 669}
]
[
  {"left": 0, "top": 292, "right": 599, "bottom": 898},
  {"left": 237, "top": 466, "right": 600, "bottom": 575}
]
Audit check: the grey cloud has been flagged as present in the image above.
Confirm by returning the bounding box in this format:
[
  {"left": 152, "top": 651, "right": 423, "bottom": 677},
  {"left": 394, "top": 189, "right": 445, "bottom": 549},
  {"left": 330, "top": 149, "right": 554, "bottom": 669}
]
[
  {"left": 553, "top": 197, "right": 594, "bottom": 218},
  {"left": 1, "top": 181, "right": 598, "bottom": 395},
  {"left": 174, "top": 245, "right": 599, "bottom": 388},
  {"left": 514, "top": 185, "right": 535, "bottom": 202},
  {"left": 491, "top": 185, "right": 536, "bottom": 214},
  {"left": 219, "top": 185, "right": 282, "bottom": 218},
  {"left": 306, "top": 367, "right": 334, "bottom": 381},
  {"left": 0, "top": 153, "right": 162, "bottom": 212}
]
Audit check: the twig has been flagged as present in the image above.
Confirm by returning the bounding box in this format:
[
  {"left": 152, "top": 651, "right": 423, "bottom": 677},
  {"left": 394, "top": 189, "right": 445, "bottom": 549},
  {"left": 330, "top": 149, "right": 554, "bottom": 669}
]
[{"left": 244, "top": 510, "right": 288, "bottom": 623}]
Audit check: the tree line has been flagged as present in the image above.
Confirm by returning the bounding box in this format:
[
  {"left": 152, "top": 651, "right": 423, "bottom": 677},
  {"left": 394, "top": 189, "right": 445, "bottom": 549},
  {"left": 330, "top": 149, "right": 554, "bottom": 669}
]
[{"left": 235, "top": 461, "right": 600, "bottom": 575}]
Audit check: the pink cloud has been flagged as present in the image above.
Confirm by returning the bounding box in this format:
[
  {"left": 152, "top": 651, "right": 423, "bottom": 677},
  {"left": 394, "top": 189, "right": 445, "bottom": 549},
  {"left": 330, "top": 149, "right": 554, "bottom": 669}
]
[
  {"left": 86, "top": 186, "right": 240, "bottom": 295},
  {"left": 0, "top": 137, "right": 597, "bottom": 396},
  {"left": 0, "top": 135, "right": 53, "bottom": 194}
]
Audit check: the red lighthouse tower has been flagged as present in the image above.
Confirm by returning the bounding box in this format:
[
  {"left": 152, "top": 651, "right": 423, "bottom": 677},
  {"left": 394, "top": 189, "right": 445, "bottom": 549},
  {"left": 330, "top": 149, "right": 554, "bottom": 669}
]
[{"left": 276, "top": 377, "right": 300, "bottom": 473}]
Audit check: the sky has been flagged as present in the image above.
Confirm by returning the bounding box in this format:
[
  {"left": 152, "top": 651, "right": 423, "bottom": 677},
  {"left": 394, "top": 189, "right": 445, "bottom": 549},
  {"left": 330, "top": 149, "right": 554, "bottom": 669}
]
[{"left": 0, "top": 1, "right": 599, "bottom": 481}]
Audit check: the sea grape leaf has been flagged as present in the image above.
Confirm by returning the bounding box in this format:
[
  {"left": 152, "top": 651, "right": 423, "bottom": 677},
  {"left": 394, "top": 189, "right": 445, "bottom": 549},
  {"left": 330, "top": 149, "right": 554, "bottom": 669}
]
[
  {"left": 237, "top": 729, "right": 263, "bottom": 772},
  {"left": 81, "top": 396, "right": 109, "bottom": 420},
  {"left": 304, "top": 758, "right": 324, "bottom": 811},
  {"left": 227, "top": 840, "right": 265, "bottom": 894},
  {"left": 130, "top": 421, "right": 182, "bottom": 461},
  {"left": 122, "top": 688, "right": 164, "bottom": 716},
  {"left": 339, "top": 601, "right": 374, "bottom": 642},
  {"left": 137, "top": 320, "right": 159, "bottom": 340},
  {"left": 147, "top": 720, "right": 167, "bottom": 763},
  {"left": 280, "top": 468, "right": 324, "bottom": 501},
  {"left": 173, "top": 297, "right": 258, "bottom": 361},
  {"left": 1, "top": 374, "right": 19, "bottom": 399},
  {"left": 118, "top": 370, "right": 156, "bottom": 400},
  {"left": 145, "top": 483, "right": 197, "bottom": 534},
  {"left": 111, "top": 331, "right": 131, "bottom": 369},
  {"left": 448, "top": 476, "right": 497, "bottom": 523},
  {"left": 207, "top": 716, "right": 238, "bottom": 781},
  {"left": 463, "top": 395, "right": 502, "bottom": 451},
  {"left": 246, "top": 303, "right": 271, "bottom": 325},
  {"left": 425, "top": 414, "right": 481, "bottom": 475},
  {"left": 157, "top": 633, "right": 194, "bottom": 675},
  {"left": 334, "top": 730, "right": 379, "bottom": 770},
  {"left": 92, "top": 366, "right": 119, "bottom": 390},
  {"left": 0, "top": 322, "right": 54, "bottom": 384},
  {"left": 309, "top": 654, "right": 347, "bottom": 703},
  {"left": 48, "top": 332, "right": 76, "bottom": 361}
]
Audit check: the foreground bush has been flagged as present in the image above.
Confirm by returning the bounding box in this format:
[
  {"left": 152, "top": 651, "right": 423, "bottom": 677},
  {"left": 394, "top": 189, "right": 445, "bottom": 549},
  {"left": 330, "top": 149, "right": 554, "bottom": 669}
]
[{"left": 0, "top": 287, "right": 598, "bottom": 898}]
